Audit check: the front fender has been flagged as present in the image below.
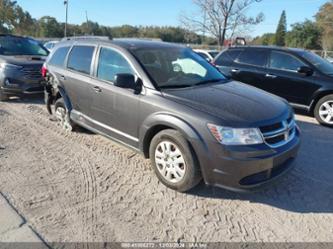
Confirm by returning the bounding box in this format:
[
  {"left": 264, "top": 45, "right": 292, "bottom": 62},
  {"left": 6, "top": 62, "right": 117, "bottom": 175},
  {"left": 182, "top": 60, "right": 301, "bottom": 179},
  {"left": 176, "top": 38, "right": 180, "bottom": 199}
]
[{"left": 139, "top": 113, "right": 209, "bottom": 177}]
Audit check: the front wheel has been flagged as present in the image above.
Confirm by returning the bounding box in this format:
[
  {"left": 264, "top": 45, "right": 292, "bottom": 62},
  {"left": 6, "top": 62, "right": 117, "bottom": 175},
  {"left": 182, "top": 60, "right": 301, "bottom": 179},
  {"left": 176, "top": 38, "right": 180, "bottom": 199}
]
[
  {"left": 314, "top": 94, "right": 333, "bottom": 127},
  {"left": 54, "top": 98, "right": 76, "bottom": 132},
  {"left": 149, "top": 129, "right": 202, "bottom": 192}
]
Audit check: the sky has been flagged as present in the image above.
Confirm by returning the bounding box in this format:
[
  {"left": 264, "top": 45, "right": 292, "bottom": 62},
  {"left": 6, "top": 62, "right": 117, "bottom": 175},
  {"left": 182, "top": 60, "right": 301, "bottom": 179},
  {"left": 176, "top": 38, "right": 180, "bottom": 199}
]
[{"left": 15, "top": 0, "right": 328, "bottom": 37}]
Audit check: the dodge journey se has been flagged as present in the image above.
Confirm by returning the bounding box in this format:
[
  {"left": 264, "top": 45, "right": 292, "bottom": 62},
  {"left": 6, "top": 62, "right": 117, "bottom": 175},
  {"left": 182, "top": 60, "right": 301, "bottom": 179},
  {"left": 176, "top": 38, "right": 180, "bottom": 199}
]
[{"left": 43, "top": 38, "right": 300, "bottom": 192}]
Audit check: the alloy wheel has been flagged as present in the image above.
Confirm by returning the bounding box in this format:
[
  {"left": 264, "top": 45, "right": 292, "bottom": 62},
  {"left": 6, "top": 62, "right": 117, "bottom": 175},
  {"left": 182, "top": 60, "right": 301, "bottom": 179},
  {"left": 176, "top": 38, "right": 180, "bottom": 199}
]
[{"left": 319, "top": 100, "right": 333, "bottom": 125}]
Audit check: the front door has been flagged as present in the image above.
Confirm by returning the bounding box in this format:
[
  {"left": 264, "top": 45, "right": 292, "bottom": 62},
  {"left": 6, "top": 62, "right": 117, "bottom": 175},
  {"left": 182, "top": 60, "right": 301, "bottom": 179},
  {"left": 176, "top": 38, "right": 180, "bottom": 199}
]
[
  {"left": 87, "top": 47, "right": 140, "bottom": 147},
  {"left": 265, "top": 50, "right": 320, "bottom": 105}
]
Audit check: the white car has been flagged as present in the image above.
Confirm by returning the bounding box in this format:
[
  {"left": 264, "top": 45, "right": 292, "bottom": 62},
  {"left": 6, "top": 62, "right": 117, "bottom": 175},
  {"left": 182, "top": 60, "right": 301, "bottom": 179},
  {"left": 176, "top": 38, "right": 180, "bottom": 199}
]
[
  {"left": 44, "top": 41, "right": 59, "bottom": 52},
  {"left": 194, "top": 49, "right": 220, "bottom": 62},
  {"left": 326, "top": 57, "right": 333, "bottom": 64}
]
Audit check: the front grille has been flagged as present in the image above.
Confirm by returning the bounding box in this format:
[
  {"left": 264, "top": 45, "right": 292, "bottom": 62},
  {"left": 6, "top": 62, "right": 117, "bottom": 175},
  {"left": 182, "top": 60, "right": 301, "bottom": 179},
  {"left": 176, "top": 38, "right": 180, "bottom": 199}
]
[
  {"left": 259, "top": 115, "right": 296, "bottom": 148},
  {"left": 21, "top": 65, "right": 43, "bottom": 81}
]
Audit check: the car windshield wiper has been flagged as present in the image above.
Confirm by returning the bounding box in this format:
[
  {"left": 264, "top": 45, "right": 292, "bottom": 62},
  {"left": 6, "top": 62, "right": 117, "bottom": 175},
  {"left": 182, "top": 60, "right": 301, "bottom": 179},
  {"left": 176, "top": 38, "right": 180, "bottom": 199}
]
[{"left": 194, "top": 78, "right": 223, "bottom": 86}]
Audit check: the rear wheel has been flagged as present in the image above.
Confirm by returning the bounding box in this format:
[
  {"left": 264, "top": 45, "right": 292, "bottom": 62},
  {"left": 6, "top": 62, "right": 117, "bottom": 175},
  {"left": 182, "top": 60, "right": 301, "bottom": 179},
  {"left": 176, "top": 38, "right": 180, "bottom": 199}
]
[
  {"left": 0, "top": 89, "right": 9, "bottom": 101},
  {"left": 314, "top": 94, "right": 333, "bottom": 127},
  {"left": 149, "top": 129, "right": 202, "bottom": 192},
  {"left": 54, "top": 98, "right": 76, "bottom": 132}
]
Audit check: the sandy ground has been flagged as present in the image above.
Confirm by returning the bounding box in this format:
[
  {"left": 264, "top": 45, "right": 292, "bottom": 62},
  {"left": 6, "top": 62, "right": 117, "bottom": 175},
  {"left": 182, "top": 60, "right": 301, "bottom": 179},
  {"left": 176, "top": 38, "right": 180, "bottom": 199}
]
[{"left": 0, "top": 96, "right": 332, "bottom": 243}]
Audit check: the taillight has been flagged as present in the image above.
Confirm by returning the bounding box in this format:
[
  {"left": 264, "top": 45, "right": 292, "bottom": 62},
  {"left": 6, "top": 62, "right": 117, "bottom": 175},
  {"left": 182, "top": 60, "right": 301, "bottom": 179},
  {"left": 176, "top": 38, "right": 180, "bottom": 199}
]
[{"left": 41, "top": 65, "right": 48, "bottom": 78}]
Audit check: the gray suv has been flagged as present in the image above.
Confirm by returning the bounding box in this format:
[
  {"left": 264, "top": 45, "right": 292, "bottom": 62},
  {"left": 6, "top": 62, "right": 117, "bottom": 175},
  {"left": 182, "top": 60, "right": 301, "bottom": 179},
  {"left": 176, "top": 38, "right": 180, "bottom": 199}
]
[
  {"left": 44, "top": 38, "right": 300, "bottom": 192},
  {"left": 0, "top": 35, "right": 49, "bottom": 101}
]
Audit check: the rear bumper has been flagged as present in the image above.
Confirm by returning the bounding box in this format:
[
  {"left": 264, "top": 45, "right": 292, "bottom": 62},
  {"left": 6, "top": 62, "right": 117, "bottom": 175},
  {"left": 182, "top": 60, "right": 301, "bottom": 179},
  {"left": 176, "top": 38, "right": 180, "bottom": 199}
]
[{"left": 192, "top": 127, "right": 301, "bottom": 192}]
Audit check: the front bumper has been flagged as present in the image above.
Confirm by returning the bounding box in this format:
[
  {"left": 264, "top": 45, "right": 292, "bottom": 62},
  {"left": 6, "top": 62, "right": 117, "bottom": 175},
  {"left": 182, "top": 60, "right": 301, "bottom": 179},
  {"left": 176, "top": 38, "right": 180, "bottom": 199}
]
[
  {"left": 193, "top": 127, "right": 301, "bottom": 192},
  {"left": 0, "top": 66, "right": 45, "bottom": 96},
  {"left": 1, "top": 84, "right": 44, "bottom": 95}
]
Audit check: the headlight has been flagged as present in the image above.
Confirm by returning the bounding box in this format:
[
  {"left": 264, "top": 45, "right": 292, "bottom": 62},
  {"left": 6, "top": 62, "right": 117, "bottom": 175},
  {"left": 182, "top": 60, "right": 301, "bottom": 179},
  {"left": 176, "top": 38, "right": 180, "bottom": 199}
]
[
  {"left": 0, "top": 63, "right": 23, "bottom": 70},
  {"left": 207, "top": 124, "right": 264, "bottom": 145}
]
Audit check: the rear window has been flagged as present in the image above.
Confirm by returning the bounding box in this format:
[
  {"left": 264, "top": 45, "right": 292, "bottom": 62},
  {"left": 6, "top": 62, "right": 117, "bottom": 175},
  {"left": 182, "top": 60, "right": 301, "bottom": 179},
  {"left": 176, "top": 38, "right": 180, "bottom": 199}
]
[
  {"left": 48, "top": 46, "right": 70, "bottom": 67},
  {"left": 215, "top": 49, "right": 242, "bottom": 65},
  {"left": 236, "top": 49, "right": 267, "bottom": 67},
  {"left": 67, "top": 46, "right": 95, "bottom": 75}
]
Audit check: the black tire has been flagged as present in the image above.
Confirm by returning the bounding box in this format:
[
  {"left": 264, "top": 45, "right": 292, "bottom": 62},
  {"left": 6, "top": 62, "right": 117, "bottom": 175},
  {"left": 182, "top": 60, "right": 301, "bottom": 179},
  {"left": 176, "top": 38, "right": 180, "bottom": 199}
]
[
  {"left": 54, "top": 98, "right": 76, "bottom": 131},
  {"left": 314, "top": 94, "right": 333, "bottom": 127},
  {"left": 149, "top": 129, "right": 202, "bottom": 192},
  {"left": 0, "top": 89, "right": 9, "bottom": 101}
]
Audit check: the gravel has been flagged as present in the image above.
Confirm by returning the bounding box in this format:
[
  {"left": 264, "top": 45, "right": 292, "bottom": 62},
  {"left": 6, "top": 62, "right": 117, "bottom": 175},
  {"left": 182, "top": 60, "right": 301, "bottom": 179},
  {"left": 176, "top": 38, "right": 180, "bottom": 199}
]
[{"left": 0, "top": 97, "right": 332, "bottom": 243}]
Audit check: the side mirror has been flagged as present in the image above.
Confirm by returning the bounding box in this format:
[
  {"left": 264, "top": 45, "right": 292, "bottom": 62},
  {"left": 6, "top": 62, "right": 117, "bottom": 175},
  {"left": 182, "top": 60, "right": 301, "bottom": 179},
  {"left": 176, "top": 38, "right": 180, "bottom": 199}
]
[
  {"left": 114, "top": 74, "right": 136, "bottom": 89},
  {"left": 297, "top": 66, "right": 313, "bottom": 76}
]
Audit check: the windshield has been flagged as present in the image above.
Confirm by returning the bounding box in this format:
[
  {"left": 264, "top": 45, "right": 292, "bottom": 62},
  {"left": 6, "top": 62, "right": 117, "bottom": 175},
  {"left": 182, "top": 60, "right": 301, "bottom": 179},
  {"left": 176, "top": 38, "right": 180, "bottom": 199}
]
[
  {"left": 131, "top": 47, "right": 226, "bottom": 88},
  {"left": 301, "top": 51, "right": 333, "bottom": 75},
  {"left": 0, "top": 37, "right": 49, "bottom": 56}
]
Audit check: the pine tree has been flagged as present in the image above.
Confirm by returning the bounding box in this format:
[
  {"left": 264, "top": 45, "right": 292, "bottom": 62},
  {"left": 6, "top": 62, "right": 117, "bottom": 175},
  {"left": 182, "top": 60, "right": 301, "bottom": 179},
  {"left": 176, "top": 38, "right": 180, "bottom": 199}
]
[{"left": 275, "top": 10, "right": 287, "bottom": 46}]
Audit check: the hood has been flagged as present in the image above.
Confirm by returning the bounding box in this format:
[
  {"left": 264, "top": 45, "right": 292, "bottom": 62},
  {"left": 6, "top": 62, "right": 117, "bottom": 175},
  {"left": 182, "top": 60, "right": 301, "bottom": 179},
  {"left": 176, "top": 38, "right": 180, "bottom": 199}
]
[
  {"left": 0, "top": 55, "right": 46, "bottom": 66},
  {"left": 161, "top": 81, "right": 291, "bottom": 127}
]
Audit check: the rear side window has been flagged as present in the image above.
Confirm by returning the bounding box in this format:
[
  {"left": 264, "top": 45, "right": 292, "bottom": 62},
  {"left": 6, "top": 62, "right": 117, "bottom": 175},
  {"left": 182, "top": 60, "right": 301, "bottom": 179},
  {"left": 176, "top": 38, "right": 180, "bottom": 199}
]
[
  {"left": 269, "top": 51, "right": 306, "bottom": 71},
  {"left": 215, "top": 49, "right": 242, "bottom": 65},
  {"left": 48, "top": 46, "right": 70, "bottom": 67},
  {"left": 236, "top": 49, "right": 268, "bottom": 67},
  {"left": 67, "top": 46, "right": 95, "bottom": 75},
  {"left": 97, "top": 47, "right": 134, "bottom": 82}
]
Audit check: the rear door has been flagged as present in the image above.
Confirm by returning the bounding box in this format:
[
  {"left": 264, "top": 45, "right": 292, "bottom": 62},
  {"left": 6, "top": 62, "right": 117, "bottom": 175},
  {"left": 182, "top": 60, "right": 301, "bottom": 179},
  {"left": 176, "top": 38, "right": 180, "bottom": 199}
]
[
  {"left": 87, "top": 46, "right": 140, "bottom": 147},
  {"left": 64, "top": 45, "right": 96, "bottom": 114},
  {"left": 214, "top": 48, "right": 243, "bottom": 77},
  {"left": 230, "top": 48, "right": 269, "bottom": 90},
  {"left": 265, "top": 50, "right": 319, "bottom": 105}
]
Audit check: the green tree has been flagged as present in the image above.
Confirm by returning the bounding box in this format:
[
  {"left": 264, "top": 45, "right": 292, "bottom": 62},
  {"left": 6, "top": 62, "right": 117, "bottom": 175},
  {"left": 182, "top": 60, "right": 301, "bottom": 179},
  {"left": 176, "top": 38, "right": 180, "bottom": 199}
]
[
  {"left": 316, "top": 1, "right": 333, "bottom": 51},
  {"left": 0, "top": 0, "right": 17, "bottom": 33},
  {"left": 286, "top": 20, "right": 322, "bottom": 49},
  {"left": 275, "top": 10, "right": 287, "bottom": 46},
  {"left": 38, "top": 16, "right": 62, "bottom": 37},
  {"left": 13, "top": 6, "right": 37, "bottom": 36},
  {"left": 252, "top": 33, "right": 275, "bottom": 45}
]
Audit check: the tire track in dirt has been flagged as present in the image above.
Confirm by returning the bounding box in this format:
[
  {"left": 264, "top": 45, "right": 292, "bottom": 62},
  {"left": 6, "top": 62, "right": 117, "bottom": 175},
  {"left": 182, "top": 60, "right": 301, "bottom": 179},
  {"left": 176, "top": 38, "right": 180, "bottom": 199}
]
[{"left": 1, "top": 99, "right": 333, "bottom": 242}]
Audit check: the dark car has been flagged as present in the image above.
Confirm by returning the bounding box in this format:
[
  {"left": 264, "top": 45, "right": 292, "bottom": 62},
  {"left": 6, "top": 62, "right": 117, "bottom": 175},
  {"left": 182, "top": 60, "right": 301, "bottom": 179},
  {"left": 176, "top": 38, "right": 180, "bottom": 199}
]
[
  {"left": 43, "top": 38, "right": 300, "bottom": 192},
  {"left": 213, "top": 46, "right": 333, "bottom": 127},
  {"left": 0, "top": 34, "right": 49, "bottom": 101}
]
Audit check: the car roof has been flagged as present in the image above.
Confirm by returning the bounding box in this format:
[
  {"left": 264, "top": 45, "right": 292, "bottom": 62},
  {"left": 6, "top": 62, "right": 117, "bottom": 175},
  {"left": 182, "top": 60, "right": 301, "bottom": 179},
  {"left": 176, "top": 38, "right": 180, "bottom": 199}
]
[
  {"left": 0, "top": 34, "right": 33, "bottom": 40},
  {"left": 58, "top": 38, "right": 186, "bottom": 50},
  {"left": 229, "top": 45, "right": 306, "bottom": 54}
]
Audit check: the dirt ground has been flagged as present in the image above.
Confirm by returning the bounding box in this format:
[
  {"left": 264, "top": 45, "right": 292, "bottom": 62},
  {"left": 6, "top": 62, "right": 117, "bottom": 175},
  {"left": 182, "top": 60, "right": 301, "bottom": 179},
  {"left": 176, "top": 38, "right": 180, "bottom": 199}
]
[{"left": 0, "top": 96, "right": 332, "bottom": 243}]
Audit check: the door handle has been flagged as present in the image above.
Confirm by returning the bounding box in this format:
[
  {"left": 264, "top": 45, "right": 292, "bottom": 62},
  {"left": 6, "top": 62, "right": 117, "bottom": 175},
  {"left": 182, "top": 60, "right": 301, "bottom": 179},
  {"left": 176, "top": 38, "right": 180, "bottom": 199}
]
[
  {"left": 231, "top": 69, "right": 240, "bottom": 73},
  {"left": 93, "top": 86, "right": 102, "bottom": 93},
  {"left": 60, "top": 75, "right": 66, "bottom": 80},
  {"left": 265, "top": 73, "right": 277, "bottom": 79}
]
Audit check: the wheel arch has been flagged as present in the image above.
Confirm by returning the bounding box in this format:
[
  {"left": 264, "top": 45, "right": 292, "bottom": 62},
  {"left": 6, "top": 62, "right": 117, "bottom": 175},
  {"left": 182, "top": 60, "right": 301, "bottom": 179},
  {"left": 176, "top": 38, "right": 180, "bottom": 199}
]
[
  {"left": 56, "top": 86, "right": 73, "bottom": 112},
  {"left": 140, "top": 113, "right": 207, "bottom": 159},
  {"left": 310, "top": 90, "right": 333, "bottom": 114}
]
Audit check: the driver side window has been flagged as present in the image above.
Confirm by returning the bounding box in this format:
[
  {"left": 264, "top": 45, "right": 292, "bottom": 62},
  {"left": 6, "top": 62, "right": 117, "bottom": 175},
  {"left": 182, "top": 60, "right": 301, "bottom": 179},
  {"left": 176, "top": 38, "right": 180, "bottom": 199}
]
[
  {"left": 97, "top": 47, "right": 134, "bottom": 82},
  {"left": 269, "top": 51, "right": 306, "bottom": 72}
]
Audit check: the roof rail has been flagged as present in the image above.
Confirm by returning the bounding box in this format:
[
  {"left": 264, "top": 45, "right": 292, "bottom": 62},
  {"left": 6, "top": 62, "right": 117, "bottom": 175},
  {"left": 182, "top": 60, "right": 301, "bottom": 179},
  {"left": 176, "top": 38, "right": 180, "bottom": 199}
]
[{"left": 61, "top": 36, "right": 111, "bottom": 42}]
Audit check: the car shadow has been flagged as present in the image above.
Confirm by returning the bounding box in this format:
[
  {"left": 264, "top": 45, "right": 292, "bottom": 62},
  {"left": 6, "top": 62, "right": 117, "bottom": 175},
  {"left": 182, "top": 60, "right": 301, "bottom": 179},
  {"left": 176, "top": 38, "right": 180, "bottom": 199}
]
[{"left": 189, "top": 119, "right": 333, "bottom": 214}]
